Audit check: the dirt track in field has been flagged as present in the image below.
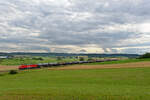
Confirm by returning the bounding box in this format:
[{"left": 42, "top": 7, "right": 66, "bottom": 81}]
[
  {"left": 0, "top": 66, "right": 18, "bottom": 71},
  {"left": 48, "top": 61, "right": 150, "bottom": 70}
]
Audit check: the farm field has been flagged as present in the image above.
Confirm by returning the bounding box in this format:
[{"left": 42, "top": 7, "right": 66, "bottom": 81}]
[
  {"left": 0, "top": 67, "right": 150, "bottom": 100},
  {"left": 0, "top": 57, "right": 79, "bottom": 66},
  {"left": 83, "top": 58, "right": 150, "bottom": 65},
  {"left": 0, "top": 65, "right": 18, "bottom": 71}
]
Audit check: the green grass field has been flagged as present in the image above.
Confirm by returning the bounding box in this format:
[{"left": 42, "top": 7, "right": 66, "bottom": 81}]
[
  {"left": 84, "top": 58, "right": 150, "bottom": 65},
  {"left": 0, "top": 68, "right": 150, "bottom": 100}
]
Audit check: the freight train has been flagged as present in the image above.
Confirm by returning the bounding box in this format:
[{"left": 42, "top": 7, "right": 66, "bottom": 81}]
[{"left": 19, "top": 58, "right": 118, "bottom": 70}]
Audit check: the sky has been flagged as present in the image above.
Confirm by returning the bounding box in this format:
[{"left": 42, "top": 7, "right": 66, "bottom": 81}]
[{"left": 0, "top": 0, "right": 150, "bottom": 54}]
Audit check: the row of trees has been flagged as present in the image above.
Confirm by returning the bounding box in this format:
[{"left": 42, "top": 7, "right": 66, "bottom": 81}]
[{"left": 139, "top": 53, "right": 150, "bottom": 59}]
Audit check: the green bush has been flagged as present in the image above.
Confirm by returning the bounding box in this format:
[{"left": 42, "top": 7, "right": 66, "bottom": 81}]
[
  {"left": 57, "top": 57, "right": 62, "bottom": 61},
  {"left": 9, "top": 70, "right": 18, "bottom": 75},
  {"left": 139, "top": 53, "right": 150, "bottom": 59},
  {"left": 32, "top": 57, "right": 43, "bottom": 60},
  {"left": 87, "top": 58, "right": 94, "bottom": 61},
  {"left": 79, "top": 57, "right": 85, "bottom": 61}
]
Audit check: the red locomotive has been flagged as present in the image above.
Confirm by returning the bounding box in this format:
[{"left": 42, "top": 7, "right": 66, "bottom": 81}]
[{"left": 19, "top": 64, "right": 40, "bottom": 70}]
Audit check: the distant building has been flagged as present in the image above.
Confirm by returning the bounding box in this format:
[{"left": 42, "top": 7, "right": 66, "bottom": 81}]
[
  {"left": 77, "top": 56, "right": 88, "bottom": 59},
  {"left": 0, "top": 56, "right": 13, "bottom": 59},
  {"left": 0, "top": 56, "right": 8, "bottom": 59},
  {"left": 13, "top": 55, "right": 30, "bottom": 58}
]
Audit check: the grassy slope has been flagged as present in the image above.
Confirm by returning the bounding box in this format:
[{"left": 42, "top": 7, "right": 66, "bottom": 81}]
[
  {"left": 84, "top": 58, "right": 150, "bottom": 65},
  {"left": 0, "top": 68, "right": 150, "bottom": 100}
]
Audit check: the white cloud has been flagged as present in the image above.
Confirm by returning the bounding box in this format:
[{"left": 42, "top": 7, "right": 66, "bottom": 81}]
[
  {"left": 137, "top": 23, "right": 150, "bottom": 33},
  {"left": 0, "top": 0, "right": 150, "bottom": 54}
]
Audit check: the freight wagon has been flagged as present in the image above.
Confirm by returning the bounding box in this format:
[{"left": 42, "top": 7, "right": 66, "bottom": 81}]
[{"left": 19, "top": 58, "right": 118, "bottom": 70}]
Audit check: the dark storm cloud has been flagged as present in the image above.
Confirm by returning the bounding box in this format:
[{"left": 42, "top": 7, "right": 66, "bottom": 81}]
[{"left": 0, "top": 0, "right": 150, "bottom": 53}]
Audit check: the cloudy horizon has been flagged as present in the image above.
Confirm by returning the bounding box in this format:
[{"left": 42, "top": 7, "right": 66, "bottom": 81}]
[{"left": 0, "top": 0, "right": 150, "bottom": 54}]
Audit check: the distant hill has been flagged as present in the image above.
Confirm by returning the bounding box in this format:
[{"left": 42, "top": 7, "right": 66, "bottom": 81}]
[{"left": 0, "top": 52, "right": 140, "bottom": 58}]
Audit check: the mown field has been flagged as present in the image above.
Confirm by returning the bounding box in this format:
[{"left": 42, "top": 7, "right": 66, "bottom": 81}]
[{"left": 0, "top": 67, "right": 150, "bottom": 100}]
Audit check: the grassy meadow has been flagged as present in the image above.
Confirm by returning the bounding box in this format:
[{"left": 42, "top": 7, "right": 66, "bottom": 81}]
[
  {"left": 84, "top": 58, "right": 150, "bottom": 65},
  {"left": 0, "top": 68, "right": 150, "bottom": 100},
  {"left": 0, "top": 57, "right": 79, "bottom": 66}
]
